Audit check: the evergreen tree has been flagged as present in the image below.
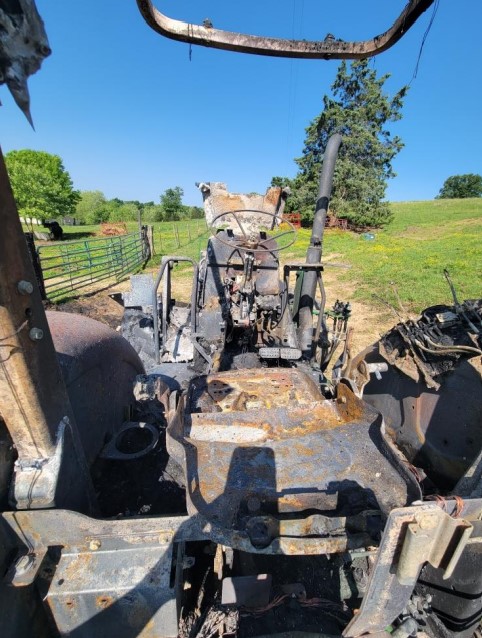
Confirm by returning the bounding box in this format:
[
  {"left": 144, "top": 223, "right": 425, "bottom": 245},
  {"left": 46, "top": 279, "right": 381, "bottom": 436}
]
[{"left": 278, "top": 60, "right": 407, "bottom": 227}]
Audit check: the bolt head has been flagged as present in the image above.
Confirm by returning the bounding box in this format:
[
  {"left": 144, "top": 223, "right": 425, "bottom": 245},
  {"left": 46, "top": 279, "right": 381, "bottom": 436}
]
[
  {"left": 29, "top": 327, "right": 44, "bottom": 341},
  {"left": 89, "top": 539, "right": 102, "bottom": 551},
  {"left": 17, "top": 280, "right": 34, "bottom": 295}
]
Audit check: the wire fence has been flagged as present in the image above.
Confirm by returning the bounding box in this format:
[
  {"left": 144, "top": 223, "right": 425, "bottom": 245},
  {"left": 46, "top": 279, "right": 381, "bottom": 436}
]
[{"left": 36, "top": 231, "right": 150, "bottom": 302}]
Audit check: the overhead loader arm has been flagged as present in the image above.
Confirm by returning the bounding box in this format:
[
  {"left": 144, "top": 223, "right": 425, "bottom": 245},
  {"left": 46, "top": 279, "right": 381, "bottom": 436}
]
[{"left": 136, "top": 0, "right": 435, "bottom": 59}]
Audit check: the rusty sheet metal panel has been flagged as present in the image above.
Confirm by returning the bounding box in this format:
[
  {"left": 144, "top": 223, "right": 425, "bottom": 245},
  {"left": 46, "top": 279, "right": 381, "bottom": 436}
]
[
  {"left": 46, "top": 544, "right": 179, "bottom": 638},
  {"left": 167, "top": 369, "right": 421, "bottom": 551},
  {"left": 2, "top": 502, "right": 481, "bottom": 636},
  {"left": 351, "top": 343, "right": 482, "bottom": 490},
  {"left": 198, "top": 182, "right": 288, "bottom": 230}
]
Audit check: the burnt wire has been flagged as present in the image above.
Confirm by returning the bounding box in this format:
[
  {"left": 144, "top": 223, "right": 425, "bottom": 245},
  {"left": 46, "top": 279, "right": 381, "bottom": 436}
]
[
  {"left": 410, "top": 0, "right": 440, "bottom": 83},
  {"left": 0, "top": 319, "right": 28, "bottom": 341},
  {"left": 426, "top": 494, "right": 464, "bottom": 518}
]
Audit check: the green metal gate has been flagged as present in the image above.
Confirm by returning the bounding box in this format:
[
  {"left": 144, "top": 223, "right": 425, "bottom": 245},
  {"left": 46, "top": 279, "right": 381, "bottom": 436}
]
[{"left": 36, "top": 231, "right": 149, "bottom": 301}]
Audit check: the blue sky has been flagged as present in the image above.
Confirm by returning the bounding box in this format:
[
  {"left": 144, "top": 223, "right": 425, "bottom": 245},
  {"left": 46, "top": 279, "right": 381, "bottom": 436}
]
[{"left": 2, "top": 1, "right": 481, "bottom": 205}]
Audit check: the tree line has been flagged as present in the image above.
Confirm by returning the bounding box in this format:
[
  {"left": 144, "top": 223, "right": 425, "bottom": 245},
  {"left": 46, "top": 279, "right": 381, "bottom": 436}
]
[
  {"left": 4, "top": 150, "right": 203, "bottom": 225},
  {"left": 75, "top": 187, "right": 204, "bottom": 225}
]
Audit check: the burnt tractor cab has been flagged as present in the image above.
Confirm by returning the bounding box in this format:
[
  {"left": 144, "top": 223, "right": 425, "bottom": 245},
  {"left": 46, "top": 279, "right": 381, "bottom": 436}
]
[
  {"left": 2, "top": 2, "right": 482, "bottom": 636},
  {"left": 109, "top": 135, "right": 482, "bottom": 637}
]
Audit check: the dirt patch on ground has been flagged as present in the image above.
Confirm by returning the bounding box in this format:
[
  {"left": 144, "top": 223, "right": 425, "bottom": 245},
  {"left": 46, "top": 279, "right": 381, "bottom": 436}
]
[
  {"left": 48, "top": 279, "right": 131, "bottom": 330},
  {"left": 321, "top": 268, "right": 394, "bottom": 356}
]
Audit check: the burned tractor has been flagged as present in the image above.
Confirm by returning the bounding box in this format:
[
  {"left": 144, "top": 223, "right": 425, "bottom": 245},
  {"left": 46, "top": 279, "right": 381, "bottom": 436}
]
[{"left": 1, "top": 1, "right": 482, "bottom": 637}]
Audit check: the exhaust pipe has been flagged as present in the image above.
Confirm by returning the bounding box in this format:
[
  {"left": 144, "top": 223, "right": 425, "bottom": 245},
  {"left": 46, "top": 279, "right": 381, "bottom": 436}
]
[{"left": 297, "top": 133, "right": 342, "bottom": 359}]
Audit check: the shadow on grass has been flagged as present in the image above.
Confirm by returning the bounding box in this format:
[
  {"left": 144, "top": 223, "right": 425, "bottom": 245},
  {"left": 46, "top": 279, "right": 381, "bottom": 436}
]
[{"left": 62, "top": 230, "right": 99, "bottom": 241}]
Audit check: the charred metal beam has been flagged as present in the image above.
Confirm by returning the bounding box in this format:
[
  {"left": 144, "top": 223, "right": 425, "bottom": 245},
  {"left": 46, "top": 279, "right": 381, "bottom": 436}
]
[
  {"left": 0, "top": 148, "right": 94, "bottom": 511},
  {"left": 136, "top": 0, "right": 435, "bottom": 59}
]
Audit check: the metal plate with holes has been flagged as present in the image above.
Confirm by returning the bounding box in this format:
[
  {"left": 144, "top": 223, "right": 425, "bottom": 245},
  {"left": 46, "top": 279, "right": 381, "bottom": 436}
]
[{"left": 46, "top": 543, "right": 178, "bottom": 638}]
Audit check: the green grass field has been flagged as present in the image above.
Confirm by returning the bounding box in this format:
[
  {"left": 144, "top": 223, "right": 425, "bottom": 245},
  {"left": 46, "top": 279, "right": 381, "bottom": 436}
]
[
  {"left": 28, "top": 199, "right": 481, "bottom": 311},
  {"left": 283, "top": 198, "right": 482, "bottom": 312}
]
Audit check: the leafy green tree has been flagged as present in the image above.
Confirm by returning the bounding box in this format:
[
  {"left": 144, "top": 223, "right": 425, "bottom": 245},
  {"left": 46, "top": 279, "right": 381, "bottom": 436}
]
[
  {"left": 109, "top": 202, "right": 139, "bottom": 222},
  {"left": 76, "top": 190, "right": 109, "bottom": 224},
  {"left": 5, "top": 149, "right": 80, "bottom": 221},
  {"left": 160, "top": 186, "right": 184, "bottom": 221},
  {"left": 142, "top": 204, "right": 164, "bottom": 222},
  {"left": 437, "top": 174, "right": 482, "bottom": 199},
  {"left": 276, "top": 60, "right": 407, "bottom": 228},
  {"left": 190, "top": 206, "right": 205, "bottom": 220}
]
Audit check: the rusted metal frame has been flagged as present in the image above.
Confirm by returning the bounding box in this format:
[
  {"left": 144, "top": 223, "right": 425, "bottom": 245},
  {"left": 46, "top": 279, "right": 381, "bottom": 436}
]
[
  {"left": 152, "top": 256, "right": 198, "bottom": 364},
  {"left": 283, "top": 262, "right": 326, "bottom": 357},
  {"left": 3, "top": 501, "right": 480, "bottom": 569},
  {"left": 1, "top": 508, "right": 371, "bottom": 558},
  {"left": 136, "top": 0, "right": 435, "bottom": 59},
  {"left": 343, "top": 500, "right": 482, "bottom": 637},
  {"left": 0, "top": 148, "right": 94, "bottom": 511},
  {"left": 311, "top": 270, "right": 328, "bottom": 364}
]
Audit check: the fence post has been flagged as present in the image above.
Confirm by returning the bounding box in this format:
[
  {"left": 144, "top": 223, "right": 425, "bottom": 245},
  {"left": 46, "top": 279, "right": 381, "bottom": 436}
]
[
  {"left": 146, "top": 225, "right": 155, "bottom": 257},
  {"left": 25, "top": 232, "right": 47, "bottom": 300},
  {"left": 139, "top": 226, "right": 150, "bottom": 262}
]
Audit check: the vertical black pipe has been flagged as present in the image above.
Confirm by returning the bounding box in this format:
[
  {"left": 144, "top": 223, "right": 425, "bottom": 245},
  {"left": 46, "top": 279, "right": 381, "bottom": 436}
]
[{"left": 297, "top": 133, "right": 342, "bottom": 358}]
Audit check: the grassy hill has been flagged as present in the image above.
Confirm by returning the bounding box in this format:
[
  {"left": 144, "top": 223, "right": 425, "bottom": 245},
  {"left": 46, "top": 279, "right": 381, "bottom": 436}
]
[{"left": 287, "top": 198, "right": 482, "bottom": 312}]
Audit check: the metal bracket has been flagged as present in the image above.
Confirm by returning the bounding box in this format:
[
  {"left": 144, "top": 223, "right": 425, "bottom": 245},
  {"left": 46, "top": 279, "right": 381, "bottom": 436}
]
[
  {"left": 397, "top": 511, "right": 473, "bottom": 584},
  {"left": 343, "top": 501, "right": 482, "bottom": 637},
  {"left": 4, "top": 547, "right": 48, "bottom": 587},
  {"left": 11, "top": 417, "right": 68, "bottom": 509}
]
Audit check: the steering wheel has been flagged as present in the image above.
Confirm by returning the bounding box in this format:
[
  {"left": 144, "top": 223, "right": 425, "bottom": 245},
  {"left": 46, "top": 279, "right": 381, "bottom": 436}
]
[{"left": 209, "top": 209, "right": 297, "bottom": 253}]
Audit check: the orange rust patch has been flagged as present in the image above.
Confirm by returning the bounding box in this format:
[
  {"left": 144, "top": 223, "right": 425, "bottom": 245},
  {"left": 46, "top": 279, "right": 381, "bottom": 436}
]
[
  {"left": 263, "top": 187, "right": 283, "bottom": 206},
  {"left": 204, "top": 296, "right": 220, "bottom": 311},
  {"left": 96, "top": 595, "right": 114, "bottom": 609},
  {"left": 63, "top": 553, "right": 93, "bottom": 580}
]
